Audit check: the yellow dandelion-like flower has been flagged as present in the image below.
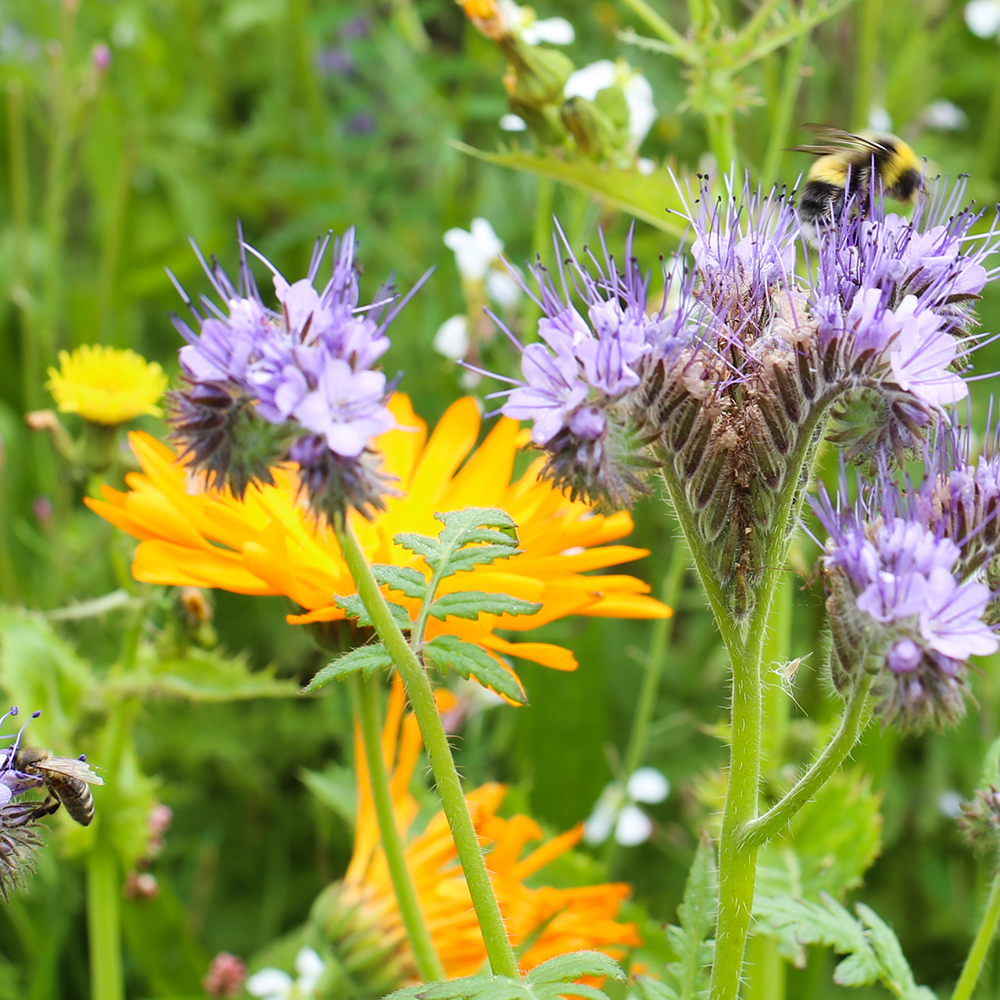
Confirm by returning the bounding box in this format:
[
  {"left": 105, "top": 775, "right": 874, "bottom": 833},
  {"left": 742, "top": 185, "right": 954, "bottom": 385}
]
[
  {"left": 46, "top": 345, "right": 168, "bottom": 426},
  {"left": 316, "top": 677, "right": 640, "bottom": 986},
  {"left": 85, "top": 394, "right": 669, "bottom": 694}
]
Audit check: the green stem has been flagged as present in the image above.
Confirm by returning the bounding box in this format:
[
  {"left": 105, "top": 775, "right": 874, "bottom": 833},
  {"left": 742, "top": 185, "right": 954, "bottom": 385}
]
[
  {"left": 759, "top": 573, "right": 793, "bottom": 774},
  {"left": 976, "top": 66, "right": 1000, "bottom": 181},
  {"left": 951, "top": 865, "right": 1000, "bottom": 1000},
  {"left": 333, "top": 515, "right": 520, "bottom": 979},
  {"left": 761, "top": 29, "right": 809, "bottom": 186},
  {"left": 744, "top": 933, "right": 785, "bottom": 1000},
  {"left": 706, "top": 108, "right": 738, "bottom": 176},
  {"left": 740, "top": 671, "right": 874, "bottom": 850},
  {"left": 87, "top": 830, "right": 123, "bottom": 1000},
  {"left": 98, "top": 140, "right": 137, "bottom": 345},
  {"left": 351, "top": 674, "right": 446, "bottom": 982}
]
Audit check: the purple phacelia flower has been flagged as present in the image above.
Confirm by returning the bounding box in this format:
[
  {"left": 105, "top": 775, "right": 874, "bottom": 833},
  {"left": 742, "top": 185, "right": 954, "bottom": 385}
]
[
  {"left": 167, "top": 228, "right": 426, "bottom": 520},
  {"left": 815, "top": 461, "right": 999, "bottom": 731}
]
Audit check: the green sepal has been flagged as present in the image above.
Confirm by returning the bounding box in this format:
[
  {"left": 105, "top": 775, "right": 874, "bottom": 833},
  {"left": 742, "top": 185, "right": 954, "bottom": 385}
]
[
  {"left": 372, "top": 564, "right": 429, "bottom": 600},
  {"left": 428, "top": 591, "right": 542, "bottom": 622},
  {"left": 302, "top": 644, "right": 393, "bottom": 691},
  {"left": 334, "top": 594, "right": 413, "bottom": 630},
  {"left": 422, "top": 635, "right": 526, "bottom": 705}
]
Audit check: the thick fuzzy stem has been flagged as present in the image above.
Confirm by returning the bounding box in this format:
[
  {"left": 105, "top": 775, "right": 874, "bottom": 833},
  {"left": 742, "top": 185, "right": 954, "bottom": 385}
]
[
  {"left": 333, "top": 515, "right": 520, "bottom": 980},
  {"left": 951, "top": 866, "right": 1000, "bottom": 1000}
]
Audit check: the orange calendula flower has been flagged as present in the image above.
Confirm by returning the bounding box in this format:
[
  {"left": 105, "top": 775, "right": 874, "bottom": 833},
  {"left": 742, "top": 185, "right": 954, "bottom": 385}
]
[
  {"left": 86, "top": 395, "right": 668, "bottom": 682},
  {"left": 314, "top": 678, "right": 640, "bottom": 983}
]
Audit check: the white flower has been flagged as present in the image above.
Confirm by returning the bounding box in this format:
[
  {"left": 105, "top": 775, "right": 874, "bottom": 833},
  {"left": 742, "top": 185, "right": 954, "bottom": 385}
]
[
  {"left": 637, "top": 157, "right": 655, "bottom": 176},
  {"left": 583, "top": 767, "right": 669, "bottom": 846},
  {"left": 500, "top": 113, "right": 528, "bottom": 131},
  {"left": 444, "top": 218, "right": 504, "bottom": 281},
  {"left": 627, "top": 766, "right": 670, "bottom": 803},
  {"left": 498, "top": 0, "right": 575, "bottom": 45},
  {"left": 922, "top": 99, "right": 968, "bottom": 131},
  {"left": 867, "top": 106, "right": 893, "bottom": 132},
  {"left": 563, "top": 59, "right": 657, "bottom": 147},
  {"left": 486, "top": 268, "right": 522, "bottom": 308},
  {"left": 247, "top": 947, "right": 325, "bottom": 1000},
  {"left": 965, "top": 0, "right": 1000, "bottom": 37},
  {"left": 434, "top": 316, "right": 471, "bottom": 361}
]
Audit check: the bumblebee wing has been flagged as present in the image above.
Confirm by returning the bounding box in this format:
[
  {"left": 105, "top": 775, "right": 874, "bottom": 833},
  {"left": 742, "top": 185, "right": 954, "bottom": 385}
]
[
  {"left": 799, "top": 123, "right": 888, "bottom": 152},
  {"left": 33, "top": 757, "right": 105, "bottom": 785}
]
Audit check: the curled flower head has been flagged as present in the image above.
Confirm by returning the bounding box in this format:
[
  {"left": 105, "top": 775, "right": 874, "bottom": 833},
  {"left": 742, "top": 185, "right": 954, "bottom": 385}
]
[
  {"left": 814, "top": 462, "right": 999, "bottom": 731},
  {"left": 46, "top": 345, "right": 167, "bottom": 426},
  {"left": 167, "top": 229, "right": 425, "bottom": 521}
]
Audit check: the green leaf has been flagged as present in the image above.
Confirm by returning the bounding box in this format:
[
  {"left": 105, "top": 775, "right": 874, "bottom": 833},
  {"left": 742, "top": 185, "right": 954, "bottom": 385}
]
[
  {"left": 436, "top": 507, "right": 518, "bottom": 544},
  {"left": 526, "top": 951, "right": 625, "bottom": 984},
  {"left": 452, "top": 141, "right": 687, "bottom": 236},
  {"left": 422, "top": 635, "right": 526, "bottom": 705},
  {"left": 302, "top": 644, "right": 393, "bottom": 691},
  {"left": 299, "top": 765, "right": 356, "bottom": 825},
  {"left": 428, "top": 591, "right": 542, "bottom": 622},
  {"left": 980, "top": 732, "right": 1000, "bottom": 788},
  {"left": 394, "top": 532, "right": 443, "bottom": 565},
  {"left": 855, "top": 904, "right": 936, "bottom": 1000},
  {"left": 441, "top": 545, "right": 524, "bottom": 577},
  {"left": 334, "top": 594, "right": 413, "bottom": 630},
  {"left": 633, "top": 977, "right": 679, "bottom": 1000},
  {"left": 662, "top": 830, "right": 717, "bottom": 999},
  {"left": 372, "top": 564, "right": 429, "bottom": 600},
  {"left": 136, "top": 647, "right": 300, "bottom": 702},
  {"left": 757, "top": 769, "right": 882, "bottom": 900}
]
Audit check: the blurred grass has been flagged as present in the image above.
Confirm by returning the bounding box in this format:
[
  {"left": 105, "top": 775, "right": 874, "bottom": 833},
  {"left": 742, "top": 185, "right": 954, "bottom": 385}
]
[{"left": 0, "top": 0, "right": 999, "bottom": 997}]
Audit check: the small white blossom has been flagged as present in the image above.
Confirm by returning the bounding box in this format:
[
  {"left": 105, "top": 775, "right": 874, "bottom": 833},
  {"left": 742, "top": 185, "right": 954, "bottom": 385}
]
[
  {"left": 868, "top": 106, "right": 893, "bottom": 132},
  {"left": 615, "top": 804, "right": 653, "bottom": 846},
  {"left": 637, "top": 157, "right": 655, "bottom": 176},
  {"left": 444, "top": 218, "right": 504, "bottom": 281},
  {"left": 246, "top": 947, "right": 324, "bottom": 1000},
  {"left": 564, "top": 59, "right": 657, "bottom": 147},
  {"left": 584, "top": 767, "right": 669, "bottom": 846},
  {"left": 922, "top": 99, "right": 968, "bottom": 131},
  {"left": 500, "top": 113, "right": 528, "bottom": 131},
  {"left": 498, "top": 0, "right": 575, "bottom": 45},
  {"left": 627, "top": 766, "right": 670, "bottom": 803},
  {"left": 434, "top": 316, "right": 471, "bottom": 361},
  {"left": 486, "top": 268, "right": 522, "bottom": 308},
  {"left": 938, "top": 789, "right": 964, "bottom": 819},
  {"left": 965, "top": 0, "right": 1000, "bottom": 38}
]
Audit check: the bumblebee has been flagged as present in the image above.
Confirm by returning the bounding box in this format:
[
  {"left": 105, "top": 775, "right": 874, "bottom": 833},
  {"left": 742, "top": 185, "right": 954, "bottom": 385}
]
[
  {"left": 14, "top": 748, "right": 104, "bottom": 827},
  {"left": 789, "top": 124, "right": 923, "bottom": 246}
]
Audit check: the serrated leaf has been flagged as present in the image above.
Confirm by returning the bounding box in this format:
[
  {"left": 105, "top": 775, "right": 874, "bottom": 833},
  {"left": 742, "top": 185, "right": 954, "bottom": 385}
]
[
  {"left": 855, "top": 904, "right": 934, "bottom": 999},
  {"left": 422, "top": 635, "right": 526, "bottom": 705},
  {"left": 299, "top": 765, "right": 356, "bottom": 824},
  {"left": 441, "top": 545, "right": 522, "bottom": 577},
  {"left": 383, "top": 987, "right": 426, "bottom": 1000},
  {"left": 302, "top": 644, "right": 393, "bottom": 691},
  {"left": 138, "top": 647, "right": 299, "bottom": 702},
  {"left": 537, "top": 984, "right": 610, "bottom": 1000},
  {"left": 395, "top": 532, "right": 443, "bottom": 565},
  {"left": 526, "top": 950, "right": 625, "bottom": 985},
  {"left": 419, "top": 975, "right": 526, "bottom": 1000},
  {"left": 452, "top": 142, "right": 687, "bottom": 236},
  {"left": 372, "top": 564, "right": 429, "bottom": 600},
  {"left": 436, "top": 507, "right": 517, "bottom": 539},
  {"left": 334, "top": 594, "right": 413, "bottom": 630},
  {"left": 429, "top": 591, "right": 542, "bottom": 622}
]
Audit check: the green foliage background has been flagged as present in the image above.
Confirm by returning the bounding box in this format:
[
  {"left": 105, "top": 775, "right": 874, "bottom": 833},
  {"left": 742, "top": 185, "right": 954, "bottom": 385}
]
[{"left": 0, "top": 0, "right": 999, "bottom": 996}]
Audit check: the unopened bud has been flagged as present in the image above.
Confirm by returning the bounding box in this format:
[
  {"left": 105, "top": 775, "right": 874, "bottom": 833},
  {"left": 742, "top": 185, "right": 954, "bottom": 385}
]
[{"left": 204, "top": 952, "right": 246, "bottom": 999}]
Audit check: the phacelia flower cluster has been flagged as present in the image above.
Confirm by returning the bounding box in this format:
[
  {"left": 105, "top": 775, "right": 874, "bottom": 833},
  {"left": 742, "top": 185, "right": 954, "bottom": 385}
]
[
  {"left": 815, "top": 462, "right": 999, "bottom": 731},
  {"left": 486, "top": 176, "right": 1000, "bottom": 616},
  {"left": 0, "top": 708, "right": 47, "bottom": 900},
  {"left": 169, "top": 229, "right": 426, "bottom": 521}
]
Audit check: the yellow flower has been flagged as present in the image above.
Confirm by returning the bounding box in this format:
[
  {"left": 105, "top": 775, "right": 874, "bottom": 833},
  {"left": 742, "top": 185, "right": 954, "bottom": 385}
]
[
  {"left": 46, "top": 345, "right": 167, "bottom": 425},
  {"left": 318, "top": 678, "right": 641, "bottom": 982},
  {"left": 86, "top": 395, "right": 668, "bottom": 689}
]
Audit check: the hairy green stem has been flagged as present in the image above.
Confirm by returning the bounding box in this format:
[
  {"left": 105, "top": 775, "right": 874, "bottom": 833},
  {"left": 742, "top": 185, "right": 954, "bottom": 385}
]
[
  {"left": 333, "top": 515, "right": 520, "bottom": 979},
  {"left": 741, "top": 671, "right": 874, "bottom": 850},
  {"left": 87, "top": 830, "right": 123, "bottom": 1000},
  {"left": 706, "top": 109, "right": 738, "bottom": 176},
  {"left": 759, "top": 573, "right": 793, "bottom": 774},
  {"left": 352, "top": 674, "right": 446, "bottom": 981},
  {"left": 952, "top": 866, "right": 1000, "bottom": 1000}
]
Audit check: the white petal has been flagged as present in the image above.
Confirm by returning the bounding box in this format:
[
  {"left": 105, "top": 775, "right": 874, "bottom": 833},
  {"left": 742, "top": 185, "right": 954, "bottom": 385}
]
[
  {"left": 564, "top": 60, "right": 617, "bottom": 101},
  {"left": 295, "top": 948, "right": 325, "bottom": 980},
  {"left": 246, "top": 968, "right": 293, "bottom": 999},
  {"left": 486, "top": 269, "right": 522, "bottom": 308},
  {"left": 637, "top": 157, "right": 655, "bottom": 176},
  {"left": 615, "top": 805, "right": 653, "bottom": 845},
  {"left": 627, "top": 767, "right": 669, "bottom": 803},
  {"left": 433, "top": 315, "right": 471, "bottom": 360},
  {"left": 522, "top": 16, "right": 575, "bottom": 44},
  {"left": 867, "top": 106, "right": 893, "bottom": 132},
  {"left": 923, "top": 99, "right": 968, "bottom": 130},
  {"left": 938, "top": 790, "right": 964, "bottom": 818},
  {"left": 965, "top": 0, "right": 1000, "bottom": 36},
  {"left": 623, "top": 72, "right": 656, "bottom": 145},
  {"left": 583, "top": 801, "right": 617, "bottom": 845},
  {"left": 500, "top": 113, "right": 528, "bottom": 131}
]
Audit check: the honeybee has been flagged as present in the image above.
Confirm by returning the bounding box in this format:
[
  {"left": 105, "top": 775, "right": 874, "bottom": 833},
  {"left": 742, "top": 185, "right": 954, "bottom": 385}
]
[
  {"left": 13, "top": 749, "right": 104, "bottom": 827},
  {"left": 789, "top": 124, "right": 923, "bottom": 246}
]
